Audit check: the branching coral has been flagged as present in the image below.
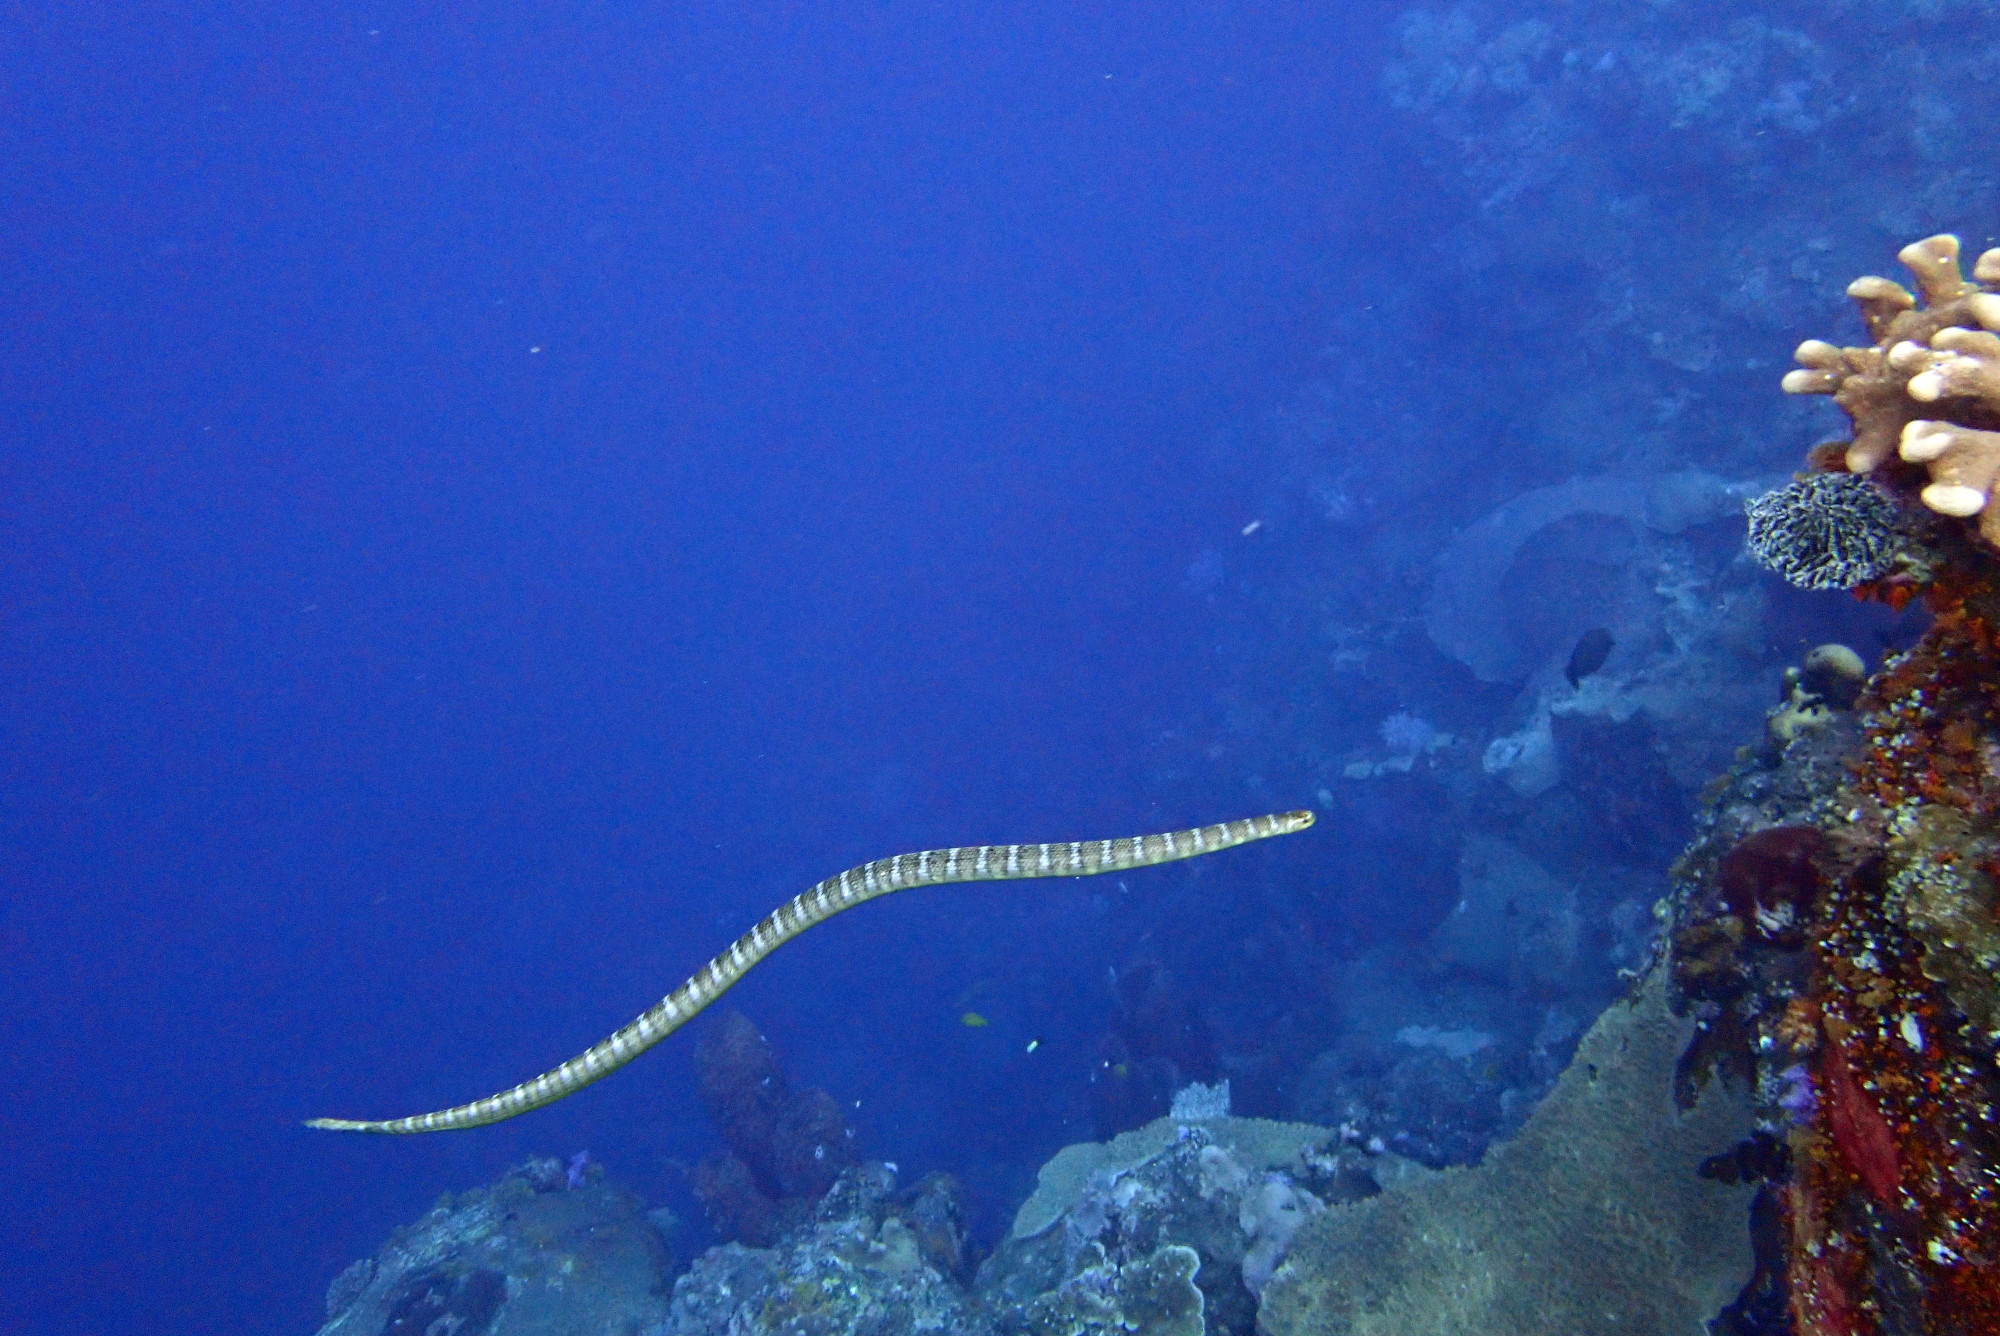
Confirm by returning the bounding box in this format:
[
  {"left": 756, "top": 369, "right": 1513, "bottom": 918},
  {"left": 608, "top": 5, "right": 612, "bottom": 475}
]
[{"left": 1784, "top": 234, "right": 2000, "bottom": 545}]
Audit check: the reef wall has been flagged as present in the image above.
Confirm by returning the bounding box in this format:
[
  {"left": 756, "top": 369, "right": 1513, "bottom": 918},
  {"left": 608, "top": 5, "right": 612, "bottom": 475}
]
[{"left": 1669, "top": 235, "right": 2000, "bottom": 1335}]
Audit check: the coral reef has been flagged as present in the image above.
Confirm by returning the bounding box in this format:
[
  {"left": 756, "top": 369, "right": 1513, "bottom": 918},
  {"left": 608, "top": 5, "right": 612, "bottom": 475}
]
[
  {"left": 997, "top": 1242, "right": 1205, "bottom": 1336},
  {"left": 1783, "top": 234, "right": 2000, "bottom": 545},
  {"left": 314, "top": 1115, "right": 1405, "bottom": 1336},
  {"left": 691, "top": 1011, "right": 859, "bottom": 1244},
  {"left": 664, "top": 1166, "right": 990, "bottom": 1336},
  {"left": 315, "top": 1157, "right": 676, "bottom": 1336},
  {"left": 985, "top": 1116, "right": 1391, "bottom": 1336},
  {"left": 1660, "top": 237, "right": 2000, "bottom": 1335},
  {"left": 1423, "top": 470, "right": 1757, "bottom": 684}
]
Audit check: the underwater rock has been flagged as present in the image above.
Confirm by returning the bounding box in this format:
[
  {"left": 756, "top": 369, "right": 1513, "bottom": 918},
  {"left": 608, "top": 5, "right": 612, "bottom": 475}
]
[
  {"left": 771, "top": 1087, "right": 859, "bottom": 1201},
  {"left": 1424, "top": 471, "right": 1755, "bottom": 684},
  {"left": 1545, "top": 707, "right": 1693, "bottom": 862},
  {"left": 998, "top": 1242, "right": 1205, "bottom": 1336},
  {"left": 381, "top": 1270, "right": 506, "bottom": 1336},
  {"left": 689, "top": 1150, "right": 781, "bottom": 1247},
  {"left": 694, "top": 1011, "right": 789, "bottom": 1193},
  {"left": 1258, "top": 968, "right": 1755, "bottom": 1336},
  {"left": 1481, "top": 712, "right": 1561, "bottom": 798},
  {"left": 315, "top": 1158, "right": 675, "bottom": 1336},
  {"left": 1564, "top": 627, "right": 1614, "bottom": 688},
  {"left": 902, "top": 1171, "right": 973, "bottom": 1286},
  {"left": 692, "top": 1010, "right": 858, "bottom": 1240},
  {"left": 1427, "top": 834, "right": 1580, "bottom": 991}
]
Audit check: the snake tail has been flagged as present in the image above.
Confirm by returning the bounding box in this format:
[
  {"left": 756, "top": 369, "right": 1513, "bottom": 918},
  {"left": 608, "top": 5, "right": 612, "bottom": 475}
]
[{"left": 306, "top": 808, "right": 1314, "bottom": 1133}]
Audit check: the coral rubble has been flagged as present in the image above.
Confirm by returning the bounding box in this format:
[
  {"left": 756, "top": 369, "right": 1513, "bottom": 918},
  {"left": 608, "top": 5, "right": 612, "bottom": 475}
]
[
  {"left": 984, "top": 1116, "right": 1390, "bottom": 1336},
  {"left": 666, "top": 1166, "right": 989, "bottom": 1336},
  {"left": 1669, "top": 237, "right": 2000, "bottom": 1335}
]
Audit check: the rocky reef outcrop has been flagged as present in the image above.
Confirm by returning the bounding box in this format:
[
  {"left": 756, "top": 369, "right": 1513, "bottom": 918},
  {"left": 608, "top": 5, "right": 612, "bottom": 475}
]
[
  {"left": 314, "top": 1156, "right": 677, "bottom": 1336},
  {"left": 690, "top": 1010, "right": 860, "bottom": 1245},
  {"left": 313, "top": 1114, "right": 1388, "bottom": 1336}
]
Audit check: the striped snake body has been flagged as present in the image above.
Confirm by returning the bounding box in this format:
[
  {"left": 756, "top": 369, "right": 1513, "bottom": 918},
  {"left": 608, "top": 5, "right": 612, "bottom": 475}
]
[{"left": 307, "top": 809, "right": 1314, "bottom": 1134}]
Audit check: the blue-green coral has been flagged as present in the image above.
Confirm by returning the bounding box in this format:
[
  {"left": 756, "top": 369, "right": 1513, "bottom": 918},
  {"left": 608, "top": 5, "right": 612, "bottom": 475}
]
[{"left": 1743, "top": 472, "right": 1902, "bottom": 590}]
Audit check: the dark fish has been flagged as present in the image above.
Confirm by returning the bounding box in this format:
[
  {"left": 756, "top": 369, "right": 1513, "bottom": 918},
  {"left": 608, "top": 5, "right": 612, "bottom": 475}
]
[{"left": 1566, "top": 627, "right": 1615, "bottom": 687}]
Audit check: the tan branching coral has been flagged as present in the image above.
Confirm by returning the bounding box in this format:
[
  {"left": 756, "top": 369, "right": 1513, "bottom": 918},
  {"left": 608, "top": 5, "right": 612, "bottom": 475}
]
[
  {"left": 1783, "top": 234, "right": 2000, "bottom": 545},
  {"left": 1899, "top": 420, "right": 2000, "bottom": 524}
]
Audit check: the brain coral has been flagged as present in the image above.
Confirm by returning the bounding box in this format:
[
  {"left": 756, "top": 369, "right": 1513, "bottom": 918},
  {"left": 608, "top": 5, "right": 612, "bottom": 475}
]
[{"left": 1783, "top": 234, "right": 2000, "bottom": 546}]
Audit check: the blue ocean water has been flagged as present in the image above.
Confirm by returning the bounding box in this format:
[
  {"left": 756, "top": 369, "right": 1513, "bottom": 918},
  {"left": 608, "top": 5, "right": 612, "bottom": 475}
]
[{"left": 2, "top": 1, "right": 1988, "bottom": 1332}]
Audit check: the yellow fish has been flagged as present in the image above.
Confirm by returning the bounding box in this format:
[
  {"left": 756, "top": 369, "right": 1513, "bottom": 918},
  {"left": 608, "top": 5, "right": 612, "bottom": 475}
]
[{"left": 960, "top": 1012, "right": 990, "bottom": 1028}]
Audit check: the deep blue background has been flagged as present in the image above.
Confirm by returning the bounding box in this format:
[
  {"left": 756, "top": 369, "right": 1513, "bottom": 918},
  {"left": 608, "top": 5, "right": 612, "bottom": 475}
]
[{"left": 0, "top": 4, "right": 1402, "bottom": 1331}]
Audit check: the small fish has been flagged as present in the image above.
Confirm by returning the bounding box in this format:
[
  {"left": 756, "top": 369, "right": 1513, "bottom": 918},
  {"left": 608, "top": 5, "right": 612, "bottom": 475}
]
[
  {"left": 1025, "top": 1038, "right": 1041, "bottom": 1054},
  {"left": 1241, "top": 520, "right": 1262, "bottom": 536},
  {"left": 960, "top": 1012, "right": 989, "bottom": 1028},
  {"left": 1565, "top": 627, "right": 1615, "bottom": 688}
]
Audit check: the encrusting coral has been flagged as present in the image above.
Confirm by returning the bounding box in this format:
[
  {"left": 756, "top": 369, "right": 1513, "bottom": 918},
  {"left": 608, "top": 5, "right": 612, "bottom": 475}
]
[{"left": 1783, "top": 234, "right": 2000, "bottom": 546}]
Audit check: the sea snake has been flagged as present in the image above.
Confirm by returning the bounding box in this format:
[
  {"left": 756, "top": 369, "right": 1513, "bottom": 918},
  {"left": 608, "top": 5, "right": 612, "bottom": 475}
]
[{"left": 307, "top": 809, "right": 1314, "bottom": 1134}]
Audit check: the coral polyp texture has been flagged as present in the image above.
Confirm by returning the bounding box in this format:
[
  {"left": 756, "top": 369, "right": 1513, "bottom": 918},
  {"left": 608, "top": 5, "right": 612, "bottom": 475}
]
[
  {"left": 1783, "top": 233, "right": 2000, "bottom": 545},
  {"left": 1664, "top": 234, "right": 2000, "bottom": 1336},
  {"left": 1744, "top": 473, "right": 1902, "bottom": 591}
]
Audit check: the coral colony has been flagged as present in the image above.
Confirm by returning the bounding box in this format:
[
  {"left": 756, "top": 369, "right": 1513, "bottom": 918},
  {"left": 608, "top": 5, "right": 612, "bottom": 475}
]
[{"left": 1685, "top": 235, "right": 2000, "bottom": 1335}]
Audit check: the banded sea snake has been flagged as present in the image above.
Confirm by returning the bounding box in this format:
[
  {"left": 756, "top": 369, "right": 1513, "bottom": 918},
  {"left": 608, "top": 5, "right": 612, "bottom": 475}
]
[{"left": 308, "top": 809, "right": 1314, "bottom": 1133}]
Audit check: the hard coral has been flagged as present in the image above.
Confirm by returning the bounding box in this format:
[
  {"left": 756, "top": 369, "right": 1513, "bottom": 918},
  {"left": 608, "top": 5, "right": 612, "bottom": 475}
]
[
  {"left": 1744, "top": 474, "right": 1903, "bottom": 590},
  {"left": 1784, "top": 234, "right": 2000, "bottom": 546}
]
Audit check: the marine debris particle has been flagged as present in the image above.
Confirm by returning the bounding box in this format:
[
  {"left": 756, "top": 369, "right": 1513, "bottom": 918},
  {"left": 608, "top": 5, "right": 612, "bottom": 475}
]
[
  {"left": 1564, "top": 627, "right": 1614, "bottom": 687},
  {"left": 1665, "top": 236, "right": 2000, "bottom": 1336}
]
